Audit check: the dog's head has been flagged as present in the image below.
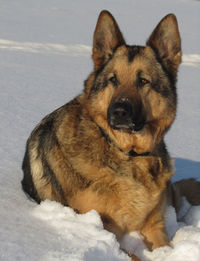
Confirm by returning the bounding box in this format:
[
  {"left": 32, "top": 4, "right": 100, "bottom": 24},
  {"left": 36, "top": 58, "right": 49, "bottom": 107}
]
[{"left": 85, "top": 10, "right": 181, "bottom": 154}]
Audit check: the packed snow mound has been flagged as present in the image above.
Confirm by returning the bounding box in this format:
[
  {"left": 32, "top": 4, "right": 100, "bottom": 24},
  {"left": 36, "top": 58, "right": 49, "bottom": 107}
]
[
  {"left": 32, "top": 200, "right": 129, "bottom": 261},
  {"left": 31, "top": 199, "right": 200, "bottom": 261}
]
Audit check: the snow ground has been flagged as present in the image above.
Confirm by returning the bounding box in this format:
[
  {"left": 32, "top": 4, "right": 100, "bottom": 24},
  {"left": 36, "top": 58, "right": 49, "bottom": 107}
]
[{"left": 0, "top": 0, "right": 199, "bottom": 260}]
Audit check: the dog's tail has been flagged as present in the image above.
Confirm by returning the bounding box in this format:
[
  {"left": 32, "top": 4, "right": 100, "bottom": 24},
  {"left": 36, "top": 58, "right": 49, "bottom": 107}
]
[{"left": 167, "top": 178, "right": 200, "bottom": 213}]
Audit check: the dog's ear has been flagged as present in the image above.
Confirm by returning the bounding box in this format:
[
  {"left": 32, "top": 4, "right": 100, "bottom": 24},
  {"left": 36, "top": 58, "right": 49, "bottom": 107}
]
[
  {"left": 92, "top": 10, "right": 125, "bottom": 71},
  {"left": 147, "top": 14, "right": 182, "bottom": 78}
]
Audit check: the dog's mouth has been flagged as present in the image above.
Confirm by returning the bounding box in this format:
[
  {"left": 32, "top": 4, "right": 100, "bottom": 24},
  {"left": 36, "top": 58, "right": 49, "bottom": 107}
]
[
  {"left": 107, "top": 100, "right": 146, "bottom": 133},
  {"left": 108, "top": 119, "right": 144, "bottom": 133}
]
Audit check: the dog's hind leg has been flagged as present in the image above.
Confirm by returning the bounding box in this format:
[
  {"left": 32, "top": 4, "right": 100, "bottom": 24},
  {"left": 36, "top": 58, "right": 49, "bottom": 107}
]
[{"left": 167, "top": 179, "right": 200, "bottom": 213}]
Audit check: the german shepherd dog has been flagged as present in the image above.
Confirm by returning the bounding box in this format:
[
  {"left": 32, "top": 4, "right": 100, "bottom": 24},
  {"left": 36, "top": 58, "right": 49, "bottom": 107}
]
[{"left": 22, "top": 10, "right": 197, "bottom": 260}]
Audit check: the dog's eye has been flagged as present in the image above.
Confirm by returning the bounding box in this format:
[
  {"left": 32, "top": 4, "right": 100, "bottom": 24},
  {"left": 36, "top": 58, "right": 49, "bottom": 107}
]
[
  {"left": 108, "top": 74, "right": 118, "bottom": 86},
  {"left": 139, "top": 77, "right": 150, "bottom": 86}
]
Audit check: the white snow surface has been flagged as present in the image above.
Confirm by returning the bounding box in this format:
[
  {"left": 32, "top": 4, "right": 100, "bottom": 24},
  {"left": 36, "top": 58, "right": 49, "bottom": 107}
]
[{"left": 0, "top": 0, "right": 200, "bottom": 260}]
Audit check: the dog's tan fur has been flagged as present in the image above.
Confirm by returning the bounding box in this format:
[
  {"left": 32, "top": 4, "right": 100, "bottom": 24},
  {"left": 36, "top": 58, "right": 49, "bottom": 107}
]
[{"left": 22, "top": 11, "right": 199, "bottom": 260}]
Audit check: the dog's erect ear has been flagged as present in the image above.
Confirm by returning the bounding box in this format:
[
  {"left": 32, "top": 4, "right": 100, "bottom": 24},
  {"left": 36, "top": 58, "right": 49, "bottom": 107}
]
[
  {"left": 147, "top": 14, "right": 182, "bottom": 78},
  {"left": 92, "top": 10, "right": 125, "bottom": 71}
]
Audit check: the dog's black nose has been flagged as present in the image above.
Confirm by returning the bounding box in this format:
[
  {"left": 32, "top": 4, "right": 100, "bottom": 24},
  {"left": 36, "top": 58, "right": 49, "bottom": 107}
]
[
  {"left": 112, "top": 102, "right": 132, "bottom": 119},
  {"left": 108, "top": 100, "right": 145, "bottom": 132}
]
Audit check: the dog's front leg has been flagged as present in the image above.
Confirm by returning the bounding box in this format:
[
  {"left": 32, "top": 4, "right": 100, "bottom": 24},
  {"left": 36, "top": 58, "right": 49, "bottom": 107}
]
[{"left": 140, "top": 208, "right": 169, "bottom": 250}]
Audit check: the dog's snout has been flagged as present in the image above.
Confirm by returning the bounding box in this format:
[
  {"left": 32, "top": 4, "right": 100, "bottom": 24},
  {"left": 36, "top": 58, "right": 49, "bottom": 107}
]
[
  {"left": 108, "top": 100, "right": 146, "bottom": 132},
  {"left": 112, "top": 102, "right": 132, "bottom": 119}
]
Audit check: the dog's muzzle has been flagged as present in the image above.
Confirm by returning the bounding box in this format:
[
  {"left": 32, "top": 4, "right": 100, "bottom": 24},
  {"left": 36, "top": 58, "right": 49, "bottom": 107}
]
[{"left": 107, "top": 99, "right": 146, "bottom": 133}]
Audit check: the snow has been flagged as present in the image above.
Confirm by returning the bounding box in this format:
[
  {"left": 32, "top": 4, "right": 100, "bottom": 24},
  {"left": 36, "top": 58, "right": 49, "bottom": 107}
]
[
  {"left": 0, "top": 39, "right": 91, "bottom": 57},
  {"left": 32, "top": 200, "right": 128, "bottom": 261},
  {"left": 0, "top": 0, "right": 199, "bottom": 260}
]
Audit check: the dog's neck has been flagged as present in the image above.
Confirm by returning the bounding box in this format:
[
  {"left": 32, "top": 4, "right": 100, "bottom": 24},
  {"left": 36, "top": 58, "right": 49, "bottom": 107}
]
[
  {"left": 98, "top": 126, "right": 150, "bottom": 157},
  {"left": 128, "top": 149, "right": 150, "bottom": 157}
]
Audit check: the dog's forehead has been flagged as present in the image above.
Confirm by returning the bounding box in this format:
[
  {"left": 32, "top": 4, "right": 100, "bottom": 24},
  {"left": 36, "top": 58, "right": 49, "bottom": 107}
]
[{"left": 111, "top": 45, "right": 158, "bottom": 76}]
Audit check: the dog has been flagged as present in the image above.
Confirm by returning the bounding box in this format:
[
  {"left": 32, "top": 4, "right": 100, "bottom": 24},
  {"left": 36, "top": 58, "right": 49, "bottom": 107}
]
[{"left": 22, "top": 10, "right": 196, "bottom": 260}]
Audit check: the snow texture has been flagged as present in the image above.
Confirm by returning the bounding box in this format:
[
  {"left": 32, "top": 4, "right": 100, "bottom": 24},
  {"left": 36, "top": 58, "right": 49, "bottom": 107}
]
[{"left": 0, "top": 0, "right": 199, "bottom": 260}]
